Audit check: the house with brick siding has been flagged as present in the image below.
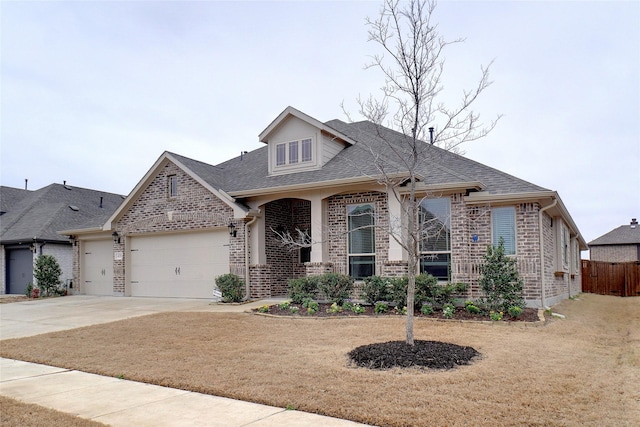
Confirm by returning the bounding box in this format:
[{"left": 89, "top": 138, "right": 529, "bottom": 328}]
[
  {"left": 588, "top": 219, "right": 640, "bottom": 262},
  {"left": 68, "top": 106, "right": 587, "bottom": 307},
  {"left": 1, "top": 183, "right": 123, "bottom": 295}
]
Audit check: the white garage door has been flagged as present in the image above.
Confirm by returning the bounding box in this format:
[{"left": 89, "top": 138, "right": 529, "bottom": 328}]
[
  {"left": 130, "top": 231, "right": 229, "bottom": 298},
  {"left": 82, "top": 240, "right": 114, "bottom": 296}
]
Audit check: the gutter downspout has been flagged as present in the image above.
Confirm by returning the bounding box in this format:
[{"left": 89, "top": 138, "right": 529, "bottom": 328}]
[
  {"left": 539, "top": 198, "right": 557, "bottom": 309},
  {"left": 244, "top": 215, "right": 259, "bottom": 301}
]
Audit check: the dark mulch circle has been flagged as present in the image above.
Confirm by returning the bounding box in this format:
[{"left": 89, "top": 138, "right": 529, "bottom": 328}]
[{"left": 348, "top": 340, "right": 481, "bottom": 370}]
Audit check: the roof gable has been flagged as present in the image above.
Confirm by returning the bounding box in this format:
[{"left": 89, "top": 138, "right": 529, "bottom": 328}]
[{"left": 104, "top": 152, "right": 248, "bottom": 230}]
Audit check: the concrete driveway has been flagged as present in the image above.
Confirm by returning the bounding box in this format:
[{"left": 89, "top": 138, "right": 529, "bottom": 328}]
[
  {"left": 0, "top": 295, "right": 371, "bottom": 426},
  {"left": 0, "top": 294, "right": 278, "bottom": 340}
]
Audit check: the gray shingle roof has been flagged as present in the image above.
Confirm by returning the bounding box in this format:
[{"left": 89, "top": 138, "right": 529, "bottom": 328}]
[
  {"left": 172, "top": 119, "right": 548, "bottom": 197},
  {"left": 589, "top": 222, "right": 640, "bottom": 246},
  {"left": 0, "top": 184, "right": 125, "bottom": 243}
]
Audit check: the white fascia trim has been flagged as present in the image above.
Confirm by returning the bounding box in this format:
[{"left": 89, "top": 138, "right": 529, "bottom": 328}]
[
  {"left": 227, "top": 172, "right": 411, "bottom": 198},
  {"left": 259, "top": 106, "right": 356, "bottom": 146},
  {"left": 57, "top": 227, "right": 104, "bottom": 236},
  {"left": 399, "top": 181, "right": 485, "bottom": 195}
]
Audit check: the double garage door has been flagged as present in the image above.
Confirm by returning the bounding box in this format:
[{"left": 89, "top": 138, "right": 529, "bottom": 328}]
[{"left": 130, "top": 231, "right": 229, "bottom": 299}]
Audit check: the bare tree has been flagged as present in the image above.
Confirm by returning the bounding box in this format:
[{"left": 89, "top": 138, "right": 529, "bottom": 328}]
[{"left": 346, "top": 0, "right": 500, "bottom": 345}]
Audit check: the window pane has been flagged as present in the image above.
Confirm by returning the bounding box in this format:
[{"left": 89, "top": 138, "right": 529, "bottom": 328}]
[
  {"left": 492, "top": 207, "right": 515, "bottom": 255},
  {"left": 420, "top": 254, "right": 450, "bottom": 281},
  {"left": 168, "top": 175, "right": 177, "bottom": 197},
  {"left": 276, "top": 144, "right": 286, "bottom": 166},
  {"left": 349, "top": 255, "right": 375, "bottom": 280},
  {"left": 419, "top": 198, "right": 450, "bottom": 252},
  {"left": 348, "top": 204, "right": 374, "bottom": 254},
  {"left": 289, "top": 140, "right": 299, "bottom": 164},
  {"left": 301, "top": 138, "right": 312, "bottom": 162}
]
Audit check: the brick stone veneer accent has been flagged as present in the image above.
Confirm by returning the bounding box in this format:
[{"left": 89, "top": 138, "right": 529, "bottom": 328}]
[
  {"left": 114, "top": 161, "right": 236, "bottom": 295},
  {"left": 249, "top": 264, "right": 272, "bottom": 299}
]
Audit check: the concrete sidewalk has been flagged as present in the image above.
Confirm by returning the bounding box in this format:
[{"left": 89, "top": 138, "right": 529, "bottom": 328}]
[
  {"left": 1, "top": 358, "right": 369, "bottom": 426},
  {"left": 0, "top": 295, "right": 372, "bottom": 426}
]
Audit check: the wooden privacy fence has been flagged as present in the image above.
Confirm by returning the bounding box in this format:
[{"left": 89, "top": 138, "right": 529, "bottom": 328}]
[{"left": 581, "top": 260, "right": 640, "bottom": 297}]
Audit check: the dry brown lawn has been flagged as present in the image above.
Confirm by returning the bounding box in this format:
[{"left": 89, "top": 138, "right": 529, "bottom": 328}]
[
  {"left": 1, "top": 293, "right": 638, "bottom": 427},
  {"left": 0, "top": 396, "right": 107, "bottom": 427}
]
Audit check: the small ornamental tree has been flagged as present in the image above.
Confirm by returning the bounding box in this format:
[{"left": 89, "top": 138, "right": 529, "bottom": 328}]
[
  {"left": 34, "top": 255, "right": 63, "bottom": 297},
  {"left": 478, "top": 238, "right": 525, "bottom": 312}
]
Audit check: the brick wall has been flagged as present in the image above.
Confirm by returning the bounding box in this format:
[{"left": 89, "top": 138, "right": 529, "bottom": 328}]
[
  {"left": 590, "top": 245, "right": 639, "bottom": 262},
  {"left": 326, "top": 191, "right": 389, "bottom": 276},
  {"left": 0, "top": 246, "right": 5, "bottom": 294},
  {"left": 114, "top": 161, "right": 236, "bottom": 295},
  {"left": 41, "top": 244, "right": 74, "bottom": 289}
]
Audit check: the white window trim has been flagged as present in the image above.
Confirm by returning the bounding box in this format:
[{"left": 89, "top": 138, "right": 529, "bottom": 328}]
[
  {"left": 491, "top": 206, "right": 516, "bottom": 256},
  {"left": 419, "top": 197, "right": 452, "bottom": 281},
  {"left": 273, "top": 137, "right": 315, "bottom": 170},
  {"left": 347, "top": 203, "right": 376, "bottom": 279},
  {"left": 168, "top": 175, "right": 177, "bottom": 198}
]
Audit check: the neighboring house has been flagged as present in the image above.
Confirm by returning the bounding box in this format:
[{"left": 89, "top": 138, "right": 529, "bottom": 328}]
[
  {"left": 0, "top": 183, "right": 124, "bottom": 294},
  {"left": 588, "top": 219, "right": 640, "bottom": 262},
  {"left": 67, "top": 107, "right": 587, "bottom": 307}
]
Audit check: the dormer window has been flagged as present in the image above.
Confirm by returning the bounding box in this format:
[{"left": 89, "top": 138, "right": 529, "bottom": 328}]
[{"left": 276, "top": 138, "right": 313, "bottom": 167}]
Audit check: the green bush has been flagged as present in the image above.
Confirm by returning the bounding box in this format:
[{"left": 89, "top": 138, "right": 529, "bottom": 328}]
[
  {"left": 508, "top": 305, "right": 523, "bottom": 318},
  {"left": 466, "top": 304, "right": 481, "bottom": 315},
  {"left": 288, "top": 277, "right": 318, "bottom": 304},
  {"left": 317, "top": 273, "right": 353, "bottom": 305},
  {"left": 361, "top": 276, "right": 391, "bottom": 304},
  {"left": 478, "top": 238, "right": 525, "bottom": 312},
  {"left": 420, "top": 303, "right": 434, "bottom": 315},
  {"left": 302, "top": 298, "right": 319, "bottom": 314},
  {"left": 24, "top": 282, "right": 34, "bottom": 298},
  {"left": 34, "top": 255, "right": 62, "bottom": 297},
  {"left": 215, "top": 273, "right": 245, "bottom": 303},
  {"left": 442, "top": 305, "right": 455, "bottom": 319},
  {"left": 374, "top": 301, "right": 389, "bottom": 314}
]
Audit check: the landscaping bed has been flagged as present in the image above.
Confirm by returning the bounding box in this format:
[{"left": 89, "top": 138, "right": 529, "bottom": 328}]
[{"left": 254, "top": 302, "right": 541, "bottom": 322}]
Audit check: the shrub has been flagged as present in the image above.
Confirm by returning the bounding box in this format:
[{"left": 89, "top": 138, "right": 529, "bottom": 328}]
[
  {"left": 361, "top": 276, "right": 391, "bottom": 304},
  {"left": 215, "top": 274, "right": 245, "bottom": 303},
  {"left": 478, "top": 237, "right": 525, "bottom": 312},
  {"left": 290, "top": 306, "right": 299, "bottom": 314},
  {"left": 374, "top": 301, "right": 389, "bottom": 314},
  {"left": 34, "top": 255, "right": 63, "bottom": 297},
  {"left": 394, "top": 306, "right": 407, "bottom": 315},
  {"left": 466, "top": 304, "right": 481, "bottom": 315},
  {"left": 508, "top": 305, "right": 523, "bottom": 318},
  {"left": 350, "top": 303, "right": 366, "bottom": 314},
  {"left": 420, "top": 303, "right": 434, "bottom": 315},
  {"left": 317, "top": 273, "right": 353, "bottom": 305},
  {"left": 490, "top": 311, "right": 504, "bottom": 321},
  {"left": 257, "top": 305, "right": 270, "bottom": 313},
  {"left": 24, "top": 282, "right": 34, "bottom": 298},
  {"left": 326, "top": 302, "right": 343, "bottom": 314},
  {"left": 303, "top": 298, "right": 319, "bottom": 314},
  {"left": 442, "top": 305, "right": 455, "bottom": 319},
  {"left": 278, "top": 301, "right": 291, "bottom": 310},
  {"left": 288, "top": 277, "right": 318, "bottom": 304}
]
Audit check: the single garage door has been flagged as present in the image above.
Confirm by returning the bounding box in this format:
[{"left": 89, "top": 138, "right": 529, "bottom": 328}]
[
  {"left": 130, "top": 231, "right": 229, "bottom": 298},
  {"left": 82, "top": 240, "right": 114, "bottom": 295}
]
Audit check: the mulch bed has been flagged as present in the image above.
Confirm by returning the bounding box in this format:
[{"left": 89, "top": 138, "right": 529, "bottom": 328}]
[
  {"left": 256, "top": 302, "right": 540, "bottom": 322},
  {"left": 348, "top": 340, "right": 481, "bottom": 370}
]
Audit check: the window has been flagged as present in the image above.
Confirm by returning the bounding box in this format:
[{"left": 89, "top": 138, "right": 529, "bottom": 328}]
[
  {"left": 562, "top": 224, "right": 569, "bottom": 266},
  {"left": 276, "top": 144, "right": 286, "bottom": 166},
  {"left": 275, "top": 138, "right": 313, "bottom": 167},
  {"left": 300, "top": 246, "right": 311, "bottom": 263},
  {"left": 348, "top": 204, "right": 375, "bottom": 279},
  {"left": 289, "top": 140, "right": 299, "bottom": 164},
  {"left": 301, "top": 138, "right": 312, "bottom": 162},
  {"left": 492, "top": 207, "right": 515, "bottom": 255},
  {"left": 419, "top": 197, "right": 451, "bottom": 281},
  {"left": 168, "top": 175, "right": 177, "bottom": 198}
]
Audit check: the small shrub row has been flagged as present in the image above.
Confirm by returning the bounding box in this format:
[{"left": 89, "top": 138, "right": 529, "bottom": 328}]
[
  {"left": 288, "top": 273, "right": 354, "bottom": 305},
  {"left": 362, "top": 274, "right": 468, "bottom": 309}
]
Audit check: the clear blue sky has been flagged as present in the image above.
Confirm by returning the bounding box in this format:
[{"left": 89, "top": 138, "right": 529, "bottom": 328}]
[{"left": 2, "top": 0, "right": 639, "bottom": 245}]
